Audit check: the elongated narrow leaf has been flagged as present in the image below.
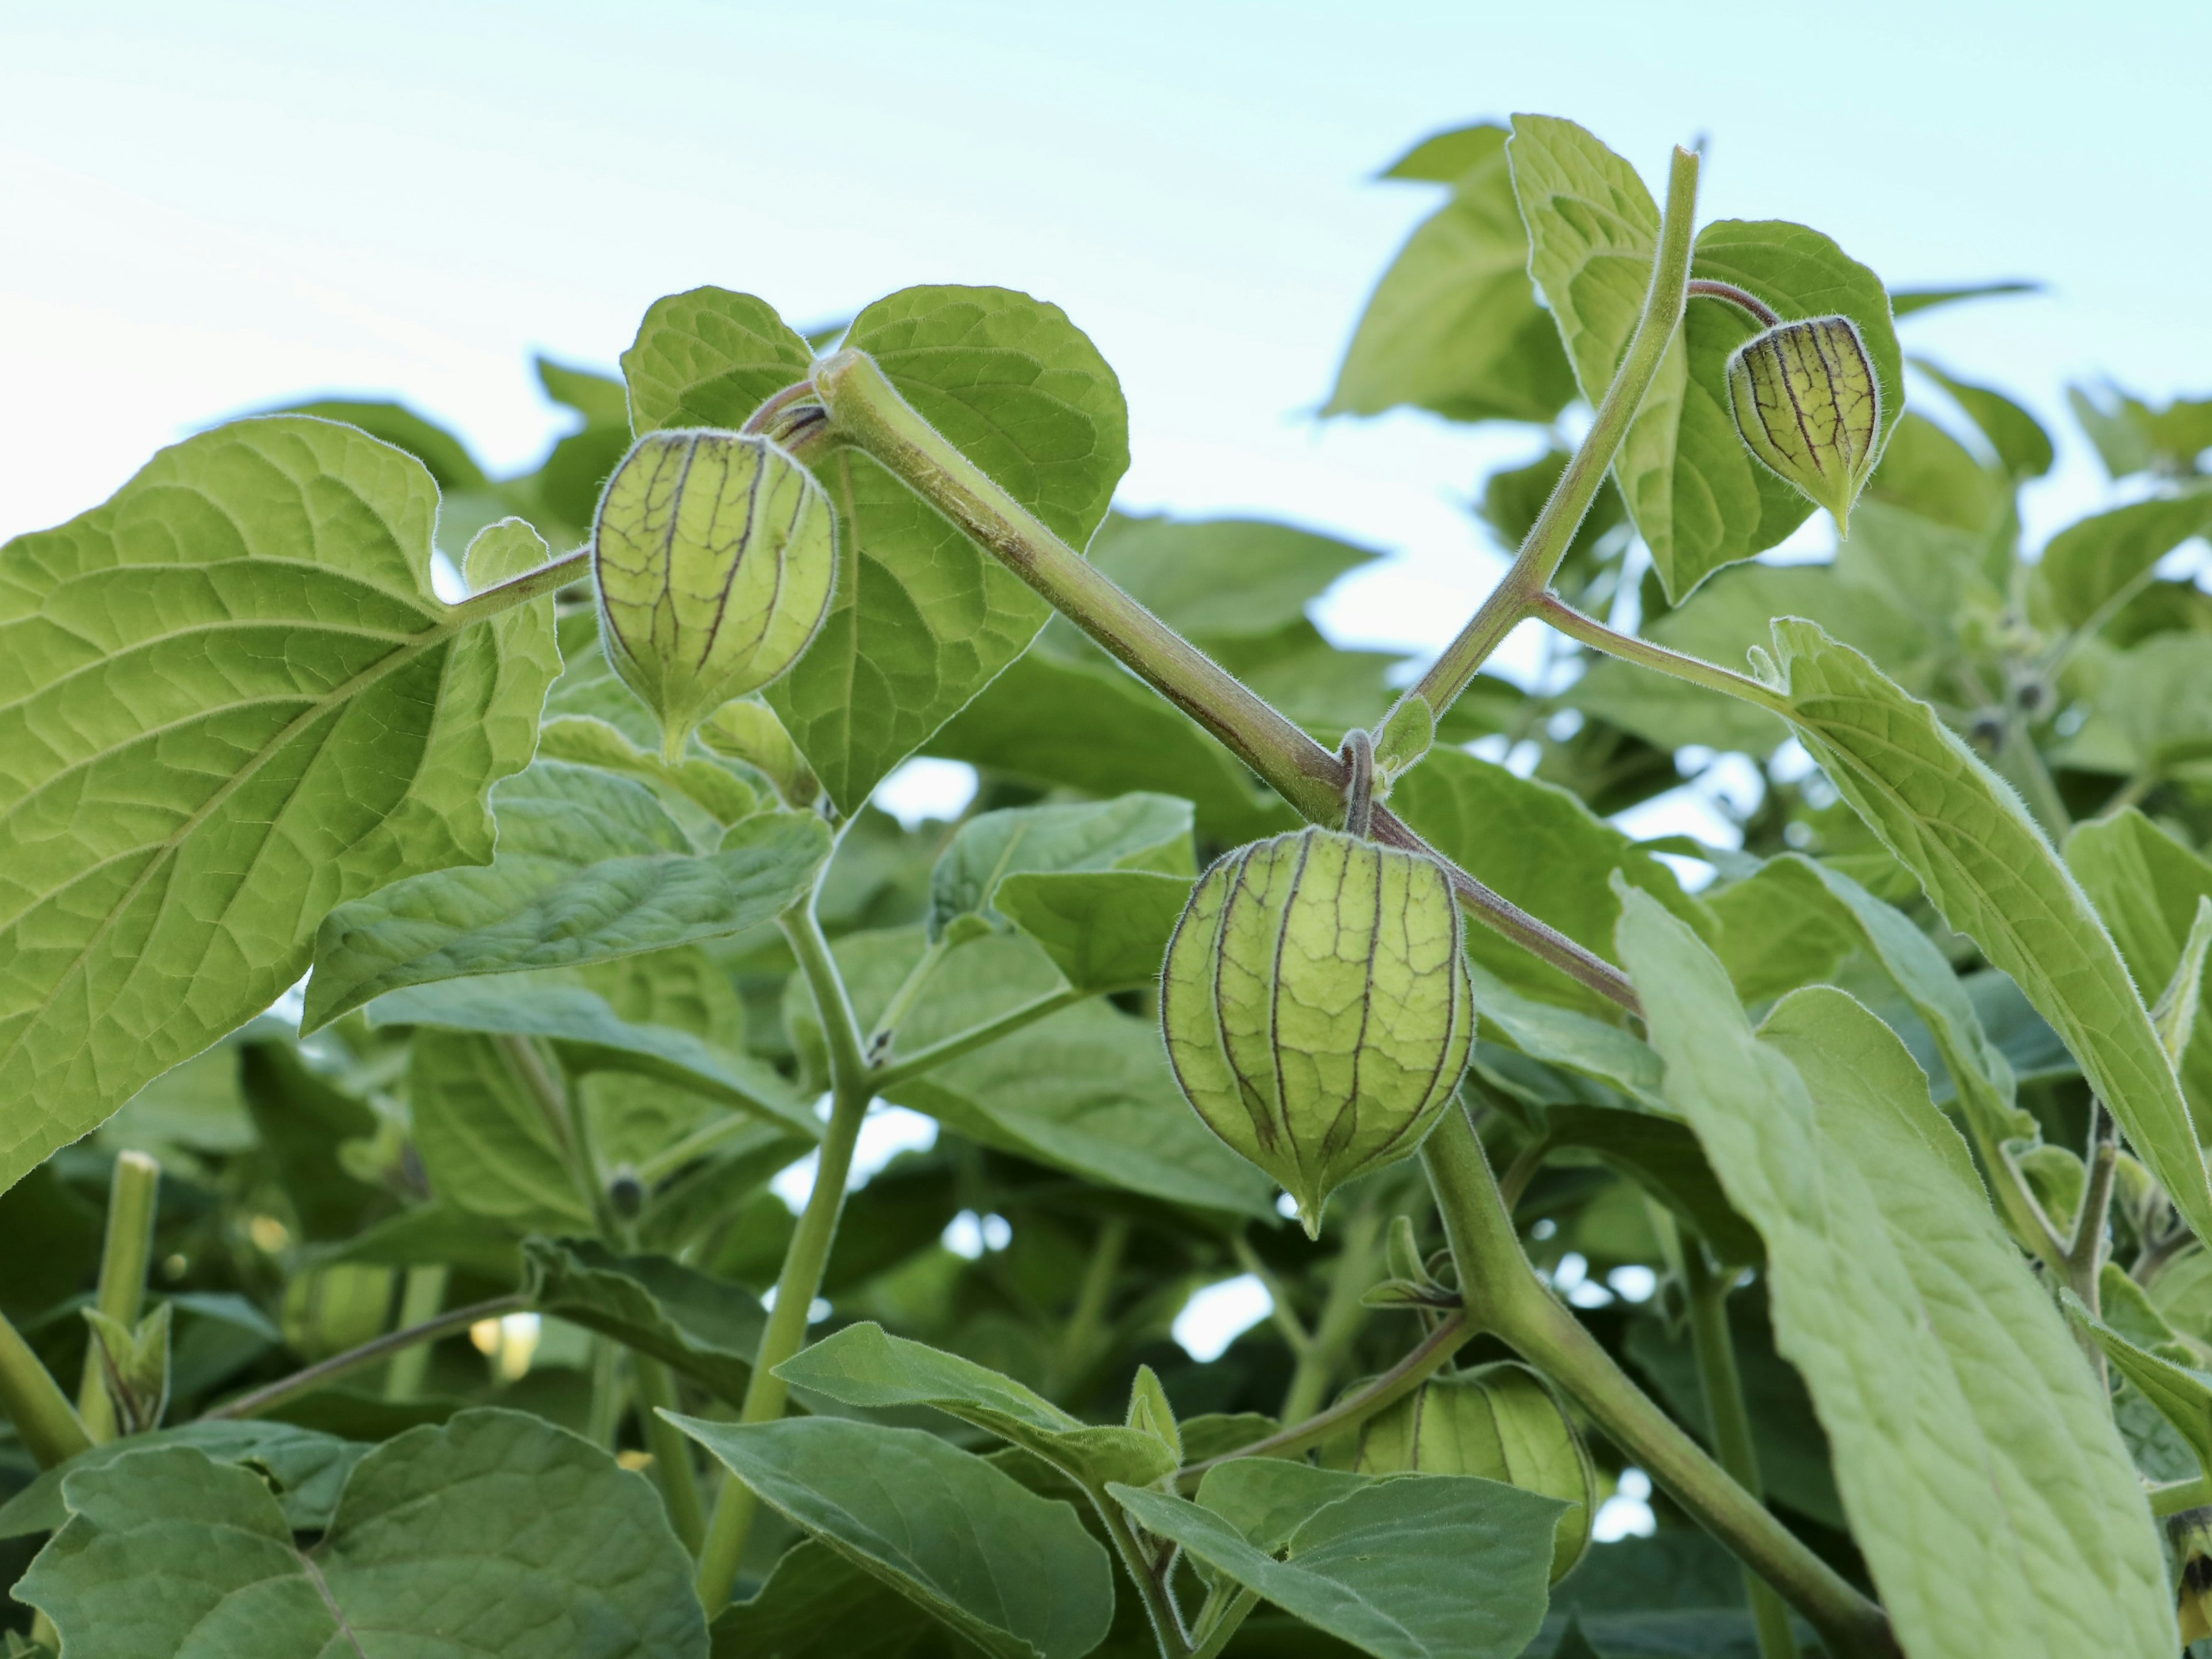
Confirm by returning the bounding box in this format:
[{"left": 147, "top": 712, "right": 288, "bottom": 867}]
[
  {"left": 996, "top": 869, "right": 1193, "bottom": 993},
  {"left": 2035, "top": 496, "right": 2212, "bottom": 631},
  {"left": 525, "top": 1237, "right": 766, "bottom": 1404},
  {"left": 1617, "top": 890, "right": 2172, "bottom": 1658},
  {"left": 1508, "top": 118, "right": 1900, "bottom": 599},
  {"left": 670, "top": 1415, "right": 1113, "bottom": 1659},
  {"left": 2066, "top": 1293, "right": 2212, "bottom": 1478},
  {"left": 18, "top": 1410, "right": 708, "bottom": 1658},
  {"left": 1111, "top": 1474, "right": 1559, "bottom": 1659},
  {"left": 305, "top": 763, "right": 828, "bottom": 1027},
  {"left": 929, "top": 794, "right": 1192, "bottom": 938},
  {"left": 0, "top": 420, "right": 560, "bottom": 1193},
  {"left": 366, "top": 974, "right": 813, "bottom": 1133},
  {"left": 0, "top": 1422, "right": 362, "bottom": 1538},
  {"left": 777, "top": 1323, "right": 1176, "bottom": 1489},
  {"left": 1770, "top": 618, "right": 2212, "bottom": 1242}
]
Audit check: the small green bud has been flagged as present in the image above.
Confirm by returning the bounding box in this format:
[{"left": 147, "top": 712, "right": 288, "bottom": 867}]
[
  {"left": 1725, "top": 315, "right": 1881, "bottom": 536},
  {"left": 1325, "top": 1362, "right": 1594, "bottom": 1582},
  {"left": 82, "top": 1301, "right": 172, "bottom": 1437},
  {"left": 696, "top": 696, "right": 819, "bottom": 807},
  {"left": 1125, "top": 1363, "right": 1181, "bottom": 1461},
  {"left": 593, "top": 431, "right": 836, "bottom": 764},
  {"left": 1160, "top": 827, "right": 1473, "bottom": 1236}
]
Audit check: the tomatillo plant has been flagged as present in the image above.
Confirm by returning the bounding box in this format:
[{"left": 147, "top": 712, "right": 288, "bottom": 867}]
[{"left": 2, "top": 111, "right": 2209, "bottom": 1659}]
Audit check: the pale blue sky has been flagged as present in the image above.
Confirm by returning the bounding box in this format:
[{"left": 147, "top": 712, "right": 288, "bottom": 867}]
[{"left": 3, "top": 1, "right": 2206, "bottom": 660}]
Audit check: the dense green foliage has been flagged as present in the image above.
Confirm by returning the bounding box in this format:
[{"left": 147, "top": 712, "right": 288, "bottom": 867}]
[{"left": 5, "top": 112, "right": 2212, "bottom": 1658}]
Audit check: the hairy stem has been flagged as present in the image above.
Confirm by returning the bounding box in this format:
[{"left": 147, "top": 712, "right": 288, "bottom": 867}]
[
  {"left": 632, "top": 1355, "right": 708, "bottom": 1554},
  {"left": 0, "top": 1309, "right": 93, "bottom": 1468},
  {"left": 77, "top": 1150, "right": 161, "bottom": 1443},
  {"left": 201, "top": 1296, "right": 525, "bottom": 1421},
  {"left": 814, "top": 351, "right": 1639, "bottom": 1015},
  {"left": 1421, "top": 1109, "right": 1896, "bottom": 1658},
  {"left": 871, "top": 987, "right": 1087, "bottom": 1090},
  {"left": 694, "top": 901, "right": 876, "bottom": 1617},
  {"left": 1685, "top": 278, "right": 1783, "bottom": 327},
  {"left": 1396, "top": 144, "right": 1702, "bottom": 726},
  {"left": 1532, "top": 592, "right": 1791, "bottom": 713},
  {"left": 444, "top": 547, "right": 592, "bottom": 624},
  {"left": 1683, "top": 1245, "right": 1798, "bottom": 1659}
]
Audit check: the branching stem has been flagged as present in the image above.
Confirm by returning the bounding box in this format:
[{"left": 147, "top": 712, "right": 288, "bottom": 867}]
[{"left": 202, "top": 1296, "right": 526, "bottom": 1421}]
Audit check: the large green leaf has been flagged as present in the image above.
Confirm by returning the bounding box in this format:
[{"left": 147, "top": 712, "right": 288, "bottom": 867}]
[
  {"left": 1326, "top": 123, "right": 1576, "bottom": 425},
  {"left": 1508, "top": 118, "right": 1900, "bottom": 599},
  {"left": 719, "top": 1540, "right": 956, "bottom": 1659},
  {"left": 778, "top": 1323, "right": 1176, "bottom": 1490},
  {"left": 995, "top": 869, "right": 1194, "bottom": 993},
  {"left": 366, "top": 972, "right": 813, "bottom": 1134},
  {"left": 626, "top": 285, "right": 1134, "bottom": 810},
  {"left": 1086, "top": 515, "right": 1378, "bottom": 645},
  {"left": 1391, "top": 747, "right": 1709, "bottom": 1013},
  {"left": 525, "top": 1236, "right": 766, "bottom": 1404},
  {"left": 1616, "top": 890, "right": 2172, "bottom": 1658},
  {"left": 1770, "top": 618, "right": 2212, "bottom": 1242},
  {"left": 1111, "top": 1471, "right": 1560, "bottom": 1659},
  {"left": 929, "top": 793, "right": 1192, "bottom": 938},
  {"left": 669, "top": 1415, "right": 1114, "bottom": 1659},
  {"left": 304, "top": 763, "right": 828, "bottom": 1027},
  {"left": 18, "top": 1409, "right": 707, "bottom": 1657},
  {"left": 2036, "top": 496, "right": 2212, "bottom": 632},
  {"left": 1463, "top": 958, "right": 1668, "bottom": 1111},
  {"left": 2067, "top": 807, "right": 2212, "bottom": 1135},
  {"left": 0, "top": 1421, "right": 362, "bottom": 1538},
  {"left": 0, "top": 418, "right": 560, "bottom": 1193},
  {"left": 409, "top": 1029, "right": 597, "bottom": 1233}
]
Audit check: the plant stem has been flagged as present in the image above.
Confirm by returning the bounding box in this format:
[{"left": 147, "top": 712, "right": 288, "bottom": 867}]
[
  {"left": 77, "top": 1150, "right": 161, "bottom": 1443},
  {"left": 1683, "top": 1244, "right": 1798, "bottom": 1659},
  {"left": 1278, "top": 1202, "right": 1381, "bottom": 1425},
  {"left": 585, "top": 1336, "right": 626, "bottom": 1448},
  {"left": 1100, "top": 1499, "right": 1193, "bottom": 1657},
  {"left": 201, "top": 1295, "right": 525, "bottom": 1421},
  {"left": 1685, "top": 278, "right": 1782, "bottom": 327},
  {"left": 1175, "top": 1313, "right": 1472, "bottom": 1487},
  {"left": 382, "top": 1264, "right": 448, "bottom": 1401},
  {"left": 866, "top": 935, "right": 951, "bottom": 1062},
  {"left": 1420, "top": 1108, "right": 1896, "bottom": 1659},
  {"left": 813, "top": 352, "right": 1641, "bottom": 1016},
  {"left": 1053, "top": 1215, "right": 1131, "bottom": 1399},
  {"left": 1532, "top": 592, "right": 1791, "bottom": 714},
  {"left": 0, "top": 1310, "right": 92, "bottom": 1468},
  {"left": 870, "top": 987, "right": 1087, "bottom": 1090},
  {"left": 694, "top": 902, "right": 876, "bottom": 1617},
  {"left": 632, "top": 1355, "right": 708, "bottom": 1553},
  {"left": 2152, "top": 1474, "right": 2212, "bottom": 1518},
  {"left": 444, "top": 547, "right": 592, "bottom": 625},
  {"left": 1396, "top": 144, "right": 1702, "bottom": 726},
  {"left": 1187, "top": 1587, "right": 1262, "bottom": 1659}
]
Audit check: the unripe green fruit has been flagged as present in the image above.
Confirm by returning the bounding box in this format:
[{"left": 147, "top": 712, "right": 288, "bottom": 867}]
[
  {"left": 1324, "top": 1362, "right": 1595, "bottom": 1582},
  {"left": 1725, "top": 314, "right": 1881, "bottom": 536},
  {"left": 593, "top": 430, "right": 836, "bottom": 764},
  {"left": 1160, "top": 827, "right": 1473, "bottom": 1234}
]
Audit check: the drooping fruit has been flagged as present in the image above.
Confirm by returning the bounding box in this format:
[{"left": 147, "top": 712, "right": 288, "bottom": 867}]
[
  {"left": 1323, "top": 1362, "right": 1596, "bottom": 1582},
  {"left": 1160, "top": 827, "right": 1473, "bottom": 1233},
  {"left": 1725, "top": 314, "right": 1881, "bottom": 536},
  {"left": 593, "top": 430, "right": 836, "bottom": 763}
]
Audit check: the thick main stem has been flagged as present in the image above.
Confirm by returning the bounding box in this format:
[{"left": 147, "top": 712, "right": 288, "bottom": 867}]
[
  {"left": 1397, "top": 144, "right": 1702, "bottom": 725},
  {"left": 77, "top": 1150, "right": 161, "bottom": 1442},
  {"left": 1683, "top": 1245, "right": 1798, "bottom": 1659},
  {"left": 813, "top": 353, "right": 1639, "bottom": 1016},
  {"left": 1421, "top": 1109, "right": 1895, "bottom": 1658},
  {"left": 633, "top": 1355, "right": 709, "bottom": 1553},
  {"left": 694, "top": 903, "right": 876, "bottom": 1617},
  {"left": 0, "top": 1310, "right": 92, "bottom": 1468}
]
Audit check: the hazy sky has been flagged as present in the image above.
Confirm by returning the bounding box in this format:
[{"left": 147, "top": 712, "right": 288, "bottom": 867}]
[{"left": 3, "top": 1, "right": 2205, "bottom": 662}]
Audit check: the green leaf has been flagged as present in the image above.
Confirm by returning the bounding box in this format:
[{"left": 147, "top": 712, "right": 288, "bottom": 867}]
[
  {"left": 0, "top": 1422, "right": 362, "bottom": 1538},
  {"left": 1111, "top": 1472, "right": 1560, "bottom": 1659},
  {"left": 536, "top": 355, "right": 630, "bottom": 429},
  {"left": 929, "top": 794, "right": 1194, "bottom": 939},
  {"left": 537, "top": 713, "right": 761, "bottom": 827},
  {"left": 995, "top": 869, "right": 1194, "bottom": 993},
  {"left": 927, "top": 631, "right": 1296, "bottom": 842},
  {"left": 19, "top": 1409, "right": 709, "bottom": 1658},
  {"left": 0, "top": 419, "right": 560, "bottom": 1194},
  {"left": 1192, "top": 1458, "right": 1374, "bottom": 1550},
  {"left": 1912, "top": 358, "right": 2054, "bottom": 479},
  {"left": 238, "top": 1040, "right": 388, "bottom": 1241},
  {"left": 2066, "top": 1292, "right": 2212, "bottom": 1479},
  {"left": 366, "top": 972, "right": 813, "bottom": 1134},
  {"left": 776, "top": 1322, "right": 1177, "bottom": 1490},
  {"left": 621, "top": 287, "right": 815, "bottom": 431},
  {"left": 1862, "top": 412, "right": 2007, "bottom": 534},
  {"left": 1391, "top": 747, "right": 1710, "bottom": 1013},
  {"left": 768, "top": 287, "right": 1130, "bottom": 809},
  {"left": 2034, "top": 495, "right": 2212, "bottom": 632},
  {"left": 525, "top": 1236, "right": 766, "bottom": 1405},
  {"left": 1087, "top": 515, "right": 1377, "bottom": 646},
  {"left": 408, "top": 1029, "right": 596, "bottom": 1233},
  {"left": 1888, "top": 282, "right": 2037, "bottom": 318},
  {"left": 669, "top": 1414, "right": 1115, "bottom": 1659},
  {"left": 1705, "top": 863, "right": 1858, "bottom": 1005},
  {"left": 1540, "top": 1105, "right": 1763, "bottom": 1265},
  {"left": 263, "top": 398, "right": 490, "bottom": 493},
  {"left": 2067, "top": 807, "right": 2212, "bottom": 1134},
  {"left": 1770, "top": 618, "right": 2212, "bottom": 1244},
  {"left": 719, "top": 1541, "right": 955, "bottom": 1659},
  {"left": 304, "top": 763, "right": 828, "bottom": 1027},
  {"left": 1616, "top": 890, "right": 2173, "bottom": 1658},
  {"left": 1327, "top": 123, "right": 1577, "bottom": 425},
  {"left": 1508, "top": 118, "right": 1902, "bottom": 599},
  {"left": 1462, "top": 959, "right": 1669, "bottom": 1111}
]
